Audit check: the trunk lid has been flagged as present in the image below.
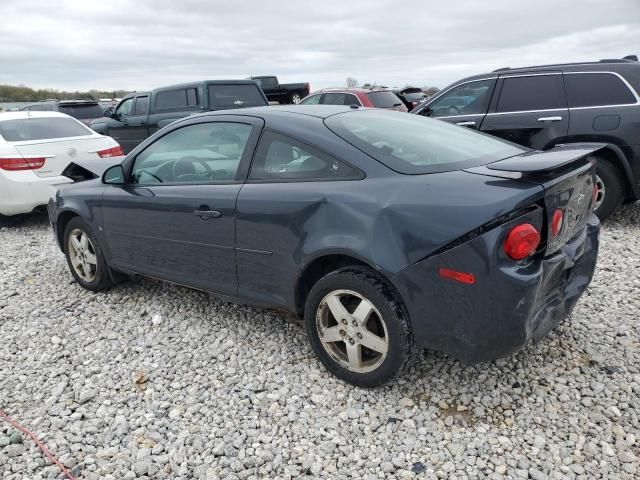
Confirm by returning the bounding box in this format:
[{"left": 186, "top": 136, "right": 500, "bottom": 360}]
[
  {"left": 13, "top": 136, "right": 116, "bottom": 178},
  {"left": 466, "top": 144, "right": 602, "bottom": 254}
]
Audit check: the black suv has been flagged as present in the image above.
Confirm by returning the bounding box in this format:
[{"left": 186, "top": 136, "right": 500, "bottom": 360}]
[
  {"left": 90, "top": 80, "right": 268, "bottom": 153},
  {"left": 412, "top": 56, "right": 640, "bottom": 220},
  {"left": 21, "top": 100, "right": 105, "bottom": 126}
]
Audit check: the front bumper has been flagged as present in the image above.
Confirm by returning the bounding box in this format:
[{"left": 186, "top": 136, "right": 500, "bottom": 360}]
[{"left": 391, "top": 214, "right": 600, "bottom": 363}]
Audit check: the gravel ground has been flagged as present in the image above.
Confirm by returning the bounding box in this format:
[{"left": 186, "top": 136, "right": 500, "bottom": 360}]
[{"left": 0, "top": 204, "right": 639, "bottom": 480}]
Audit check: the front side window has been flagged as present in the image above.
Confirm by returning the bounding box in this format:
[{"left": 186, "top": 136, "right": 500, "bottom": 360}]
[
  {"left": 130, "top": 122, "right": 253, "bottom": 184},
  {"left": 325, "top": 110, "right": 525, "bottom": 174},
  {"left": 427, "top": 79, "right": 494, "bottom": 117},
  {"left": 322, "top": 93, "right": 347, "bottom": 105},
  {"left": 565, "top": 72, "right": 637, "bottom": 107},
  {"left": 249, "top": 131, "right": 360, "bottom": 181},
  {"left": 133, "top": 96, "right": 149, "bottom": 116},
  {"left": 300, "top": 94, "right": 322, "bottom": 105},
  {"left": 116, "top": 98, "right": 134, "bottom": 116},
  {"left": 496, "top": 75, "right": 565, "bottom": 112},
  {"left": 0, "top": 117, "right": 92, "bottom": 142}
]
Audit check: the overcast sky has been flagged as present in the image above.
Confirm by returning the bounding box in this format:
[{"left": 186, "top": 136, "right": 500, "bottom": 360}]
[{"left": 1, "top": 0, "right": 639, "bottom": 93}]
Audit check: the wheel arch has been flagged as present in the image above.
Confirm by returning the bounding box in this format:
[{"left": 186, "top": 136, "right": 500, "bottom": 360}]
[
  {"left": 293, "top": 253, "right": 397, "bottom": 318},
  {"left": 56, "top": 209, "right": 81, "bottom": 252}
]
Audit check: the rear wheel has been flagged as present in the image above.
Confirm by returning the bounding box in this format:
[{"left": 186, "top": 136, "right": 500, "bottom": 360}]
[
  {"left": 290, "top": 92, "right": 302, "bottom": 104},
  {"left": 0, "top": 214, "right": 16, "bottom": 227},
  {"left": 305, "top": 267, "right": 415, "bottom": 387},
  {"left": 64, "top": 217, "right": 113, "bottom": 291},
  {"left": 594, "top": 158, "right": 624, "bottom": 221}
]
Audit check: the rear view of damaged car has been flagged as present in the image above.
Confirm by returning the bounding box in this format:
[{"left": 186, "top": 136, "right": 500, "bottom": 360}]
[{"left": 48, "top": 107, "right": 600, "bottom": 387}]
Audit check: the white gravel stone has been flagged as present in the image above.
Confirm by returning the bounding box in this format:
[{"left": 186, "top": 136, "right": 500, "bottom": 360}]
[{"left": 1, "top": 204, "right": 639, "bottom": 479}]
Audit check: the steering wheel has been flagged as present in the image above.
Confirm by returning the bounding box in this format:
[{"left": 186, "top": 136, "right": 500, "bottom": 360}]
[
  {"left": 171, "top": 156, "right": 214, "bottom": 181},
  {"left": 136, "top": 169, "right": 164, "bottom": 183}
]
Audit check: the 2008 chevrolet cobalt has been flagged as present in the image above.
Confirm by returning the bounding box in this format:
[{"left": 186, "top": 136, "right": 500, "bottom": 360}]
[{"left": 48, "top": 106, "right": 600, "bottom": 387}]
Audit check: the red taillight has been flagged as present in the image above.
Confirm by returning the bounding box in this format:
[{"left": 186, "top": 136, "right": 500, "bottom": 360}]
[
  {"left": 551, "top": 209, "right": 564, "bottom": 237},
  {"left": 438, "top": 268, "right": 476, "bottom": 285},
  {"left": 504, "top": 223, "right": 541, "bottom": 260},
  {"left": 96, "top": 146, "right": 124, "bottom": 158},
  {"left": 0, "top": 157, "right": 46, "bottom": 171}
]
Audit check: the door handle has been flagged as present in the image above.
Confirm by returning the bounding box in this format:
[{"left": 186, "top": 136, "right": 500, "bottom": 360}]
[
  {"left": 537, "top": 116, "right": 562, "bottom": 122},
  {"left": 193, "top": 209, "right": 221, "bottom": 220},
  {"left": 456, "top": 121, "right": 476, "bottom": 127}
]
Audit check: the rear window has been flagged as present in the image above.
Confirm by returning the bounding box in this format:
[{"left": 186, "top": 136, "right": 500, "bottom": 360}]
[
  {"left": 325, "top": 110, "right": 525, "bottom": 174},
  {"left": 208, "top": 84, "right": 267, "bottom": 109},
  {"left": 58, "top": 104, "right": 104, "bottom": 119},
  {"left": 565, "top": 72, "right": 637, "bottom": 107},
  {"left": 366, "top": 91, "right": 402, "bottom": 108},
  {"left": 0, "top": 117, "right": 92, "bottom": 142}
]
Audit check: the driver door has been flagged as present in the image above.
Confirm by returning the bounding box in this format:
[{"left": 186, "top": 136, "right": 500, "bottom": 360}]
[
  {"left": 106, "top": 97, "right": 139, "bottom": 153},
  {"left": 101, "top": 116, "right": 263, "bottom": 297},
  {"left": 418, "top": 78, "right": 496, "bottom": 130}
]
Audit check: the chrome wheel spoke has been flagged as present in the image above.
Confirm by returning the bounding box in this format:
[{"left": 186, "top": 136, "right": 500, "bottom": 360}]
[
  {"left": 321, "top": 326, "right": 343, "bottom": 343},
  {"left": 325, "top": 293, "right": 349, "bottom": 321},
  {"left": 352, "top": 298, "right": 374, "bottom": 325},
  {"left": 359, "top": 330, "right": 388, "bottom": 354},
  {"left": 84, "top": 251, "right": 97, "bottom": 265},
  {"left": 346, "top": 342, "right": 363, "bottom": 370},
  {"left": 80, "top": 234, "right": 88, "bottom": 250},
  {"left": 71, "top": 235, "right": 82, "bottom": 251}
]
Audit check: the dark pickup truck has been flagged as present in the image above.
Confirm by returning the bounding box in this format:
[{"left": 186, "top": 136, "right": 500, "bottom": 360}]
[
  {"left": 250, "top": 76, "right": 310, "bottom": 104},
  {"left": 90, "top": 80, "right": 268, "bottom": 153}
]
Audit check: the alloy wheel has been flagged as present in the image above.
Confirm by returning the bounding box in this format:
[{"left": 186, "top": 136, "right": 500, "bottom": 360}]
[
  {"left": 291, "top": 94, "right": 302, "bottom": 104},
  {"left": 315, "top": 289, "right": 389, "bottom": 373},
  {"left": 594, "top": 174, "right": 606, "bottom": 211},
  {"left": 67, "top": 228, "right": 98, "bottom": 282}
]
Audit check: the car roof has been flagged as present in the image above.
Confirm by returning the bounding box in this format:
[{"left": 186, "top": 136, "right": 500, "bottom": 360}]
[
  {"left": 0, "top": 111, "right": 74, "bottom": 121},
  {"left": 185, "top": 104, "right": 354, "bottom": 120},
  {"left": 315, "top": 87, "right": 390, "bottom": 94},
  {"left": 454, "top": 59, "right": 640, "bottom": 83},
  {"left": 154, "top": 79, "right": 259, "bottom": 92}
]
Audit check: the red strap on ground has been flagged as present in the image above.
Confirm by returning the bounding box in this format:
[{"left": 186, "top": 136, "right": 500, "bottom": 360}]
[{"left": 0, "top": 409, "right": 78, "bottom": 480}]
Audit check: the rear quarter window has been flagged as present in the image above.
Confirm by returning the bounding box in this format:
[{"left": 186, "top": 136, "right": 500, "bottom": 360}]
[
  {"left": 0, "top": 117, "right": 92, "bottom": 142},
  {"left": 156, "top": 89, "right": 188, "bottom": 110},
  {"left": 497, "top": 75, "right": 566, "bottom": 112},
  {"left": 366, "top": 91, "right": 402, "bottom": 108},
  {"left": 325, "top": 110, "right": 525, "bottom": 174},
  {"left": 208, "top": 84, "right": 267, "bottom": 109},
  {"left": 565, "top": 72, "right": 637, "bottom": 107}
]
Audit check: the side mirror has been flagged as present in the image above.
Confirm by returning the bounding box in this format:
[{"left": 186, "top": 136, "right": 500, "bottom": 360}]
[
  {"left": 422, "top": 107, "right": 433, "bottom": 117},
  {"left": 103, "top": 164, "right": 125, "bottom": 185}
]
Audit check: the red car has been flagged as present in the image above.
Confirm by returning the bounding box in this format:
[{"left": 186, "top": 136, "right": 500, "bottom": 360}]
[{"left": 299, "top": 88, "right": 408, "bottom": 112}]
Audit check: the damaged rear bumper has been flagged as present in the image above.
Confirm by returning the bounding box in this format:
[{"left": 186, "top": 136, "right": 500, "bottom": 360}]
[{"left": 391, "top": 214, "right": 600, "bottom": 363}]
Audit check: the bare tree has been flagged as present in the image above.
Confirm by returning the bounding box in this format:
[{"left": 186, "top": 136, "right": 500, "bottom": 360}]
[{"left": 346, "top": 77, "right": 358, "bottom": 88}]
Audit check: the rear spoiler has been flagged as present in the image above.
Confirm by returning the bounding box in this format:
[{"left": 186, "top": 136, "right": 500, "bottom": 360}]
[
  {"left": 486, "top": 144, "right": 606, "bottom": 173},
  {"left": 61, "top": 156, "right": 125, "bottom": 182}
]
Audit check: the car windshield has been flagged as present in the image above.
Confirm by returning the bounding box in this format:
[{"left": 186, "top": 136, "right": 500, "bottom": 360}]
[
  {"left": 0, "top": 117, "right": 93, "bottom": 142},
  {"left": 58, "top": 104, "right": 104, "bottom": 119},
  {"left": 366, "top": 91, "right": 402, "bottom": 108},
  {"left": 208, "top": 84, "right": 267, "bottom": 109},
  {"left": 325, "top": 110, "right": 526, "bottom": 174}
]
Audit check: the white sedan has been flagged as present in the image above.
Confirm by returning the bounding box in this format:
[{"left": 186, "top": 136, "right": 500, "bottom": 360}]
[{"left": 0, "top": 111, "right": 122, "bottom": 218}]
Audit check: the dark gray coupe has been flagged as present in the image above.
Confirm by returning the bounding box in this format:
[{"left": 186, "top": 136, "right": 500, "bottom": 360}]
[{"left": 49, "top": 105, "right": 600, "bottom": 387}]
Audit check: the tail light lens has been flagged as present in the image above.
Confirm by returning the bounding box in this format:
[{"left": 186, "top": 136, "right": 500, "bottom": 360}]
[
  {"left": 504, "top": 223, "right": 541, "bottom": 260},
  {"left": 0, "top": 157, "right": 46, "bottom": 171},
  {"left": 96, "top": 146, "right": 124, "bottom": 158},
  {"left": 551, "top": 209, "right": 564, "bottom": 237}
]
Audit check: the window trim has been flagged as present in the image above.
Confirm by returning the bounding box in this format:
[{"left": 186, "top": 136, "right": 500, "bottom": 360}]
[
  {"left": 247, "top": 129, "right": 364, "bottom": 184},
  {"left": 563, "top": 71, "right": 640, "bottom": 110},
  {"left": 127, "top": 120, "right": 258, "bottom": 187}
]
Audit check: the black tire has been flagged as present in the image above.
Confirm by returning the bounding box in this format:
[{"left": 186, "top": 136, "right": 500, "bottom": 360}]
[
  {"left": 0, "top": 214, "right": 16, "bottom": 227},
  {"left": 63, "top": 217, "right": 114, "bottom": 292},
  {"left": 304, "top": 266, "right": 415, "bottom": 388},
  {"left": 594, "top": 158, "right": 624, "bottom": 221}
]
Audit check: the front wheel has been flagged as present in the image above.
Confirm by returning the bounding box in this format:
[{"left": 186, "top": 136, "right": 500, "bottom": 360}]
[
  {"left": 305, "top": 267, "right": 415, "bottom": 387},
  {"left": 594, "top": 159, "right": 624, "bottom": 221},
  {"left": 64, "top": 217, "right": 114, "bottom": 291}
]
